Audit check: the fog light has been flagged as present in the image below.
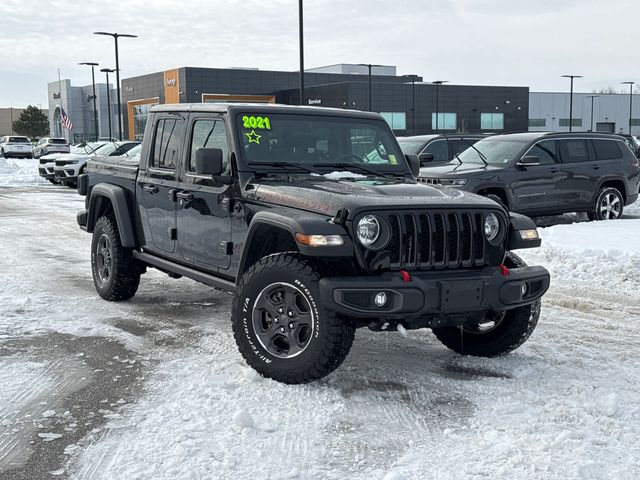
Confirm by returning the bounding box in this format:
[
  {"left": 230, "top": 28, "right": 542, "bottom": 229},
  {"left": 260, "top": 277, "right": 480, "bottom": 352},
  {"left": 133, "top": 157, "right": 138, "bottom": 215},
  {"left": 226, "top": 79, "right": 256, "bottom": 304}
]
[
  {"left": 374, "top": 292, "right": 388, "bottom": 307},
  {"left": 521, "top": 284, "right": 528, "bottom": 296}
]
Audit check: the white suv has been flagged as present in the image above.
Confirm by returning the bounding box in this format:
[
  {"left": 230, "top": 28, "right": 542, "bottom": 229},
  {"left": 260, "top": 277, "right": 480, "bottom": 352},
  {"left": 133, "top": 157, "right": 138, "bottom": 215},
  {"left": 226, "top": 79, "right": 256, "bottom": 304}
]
[
  {"left": 33, "top": 138, "right": 70, "bottom": 158},
  {"left": 38, "top": 142, "right": 106, "bottom": 184},
  {"left": 0, "top": 136, "right": 33, "bottom": 158}
]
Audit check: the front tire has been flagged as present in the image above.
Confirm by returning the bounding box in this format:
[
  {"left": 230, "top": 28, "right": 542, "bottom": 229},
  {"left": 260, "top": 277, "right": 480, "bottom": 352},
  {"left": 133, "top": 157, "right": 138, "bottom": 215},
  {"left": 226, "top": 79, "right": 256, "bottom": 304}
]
[
  {"left": 232, "top": 253, "right": 355, "bottom": 384},
  {"left": 91, "top": 215, "right": 142, "bottom": 301},
  {"left": 432, "top": 252, "right": 540, "bottom": 357},
  {"left": 588, "top": 187, "right": 623, "bottom": 221}
]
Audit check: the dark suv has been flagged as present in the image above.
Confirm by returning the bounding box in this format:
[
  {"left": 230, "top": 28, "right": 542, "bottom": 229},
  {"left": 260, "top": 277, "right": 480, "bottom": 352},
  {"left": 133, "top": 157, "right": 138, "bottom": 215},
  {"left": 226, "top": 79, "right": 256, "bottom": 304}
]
[
  {"left": 397, "top": 134, "right": 485, "bottom": 168},
  {"left": 419, "top": 132, "right": 640, "bottom": 220}
]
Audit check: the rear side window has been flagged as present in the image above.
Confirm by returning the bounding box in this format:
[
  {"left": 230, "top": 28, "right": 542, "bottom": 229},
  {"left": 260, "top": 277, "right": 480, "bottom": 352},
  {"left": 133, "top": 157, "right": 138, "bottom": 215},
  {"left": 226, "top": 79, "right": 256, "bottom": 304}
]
[
  {"left": 592, "top": 139, "right": 622, "bottom": 160},
  {"left": 559, "top": 139, "right": 589, "bottom": 163},
  {"left": 152, "top": 119, "right": 184, "bottom": 169},
  {"left": 528, "top": 140, "right": 558, "bottom": 165},
  {"left": 422, "top": 140, "right": 449, "bottom": 161}
]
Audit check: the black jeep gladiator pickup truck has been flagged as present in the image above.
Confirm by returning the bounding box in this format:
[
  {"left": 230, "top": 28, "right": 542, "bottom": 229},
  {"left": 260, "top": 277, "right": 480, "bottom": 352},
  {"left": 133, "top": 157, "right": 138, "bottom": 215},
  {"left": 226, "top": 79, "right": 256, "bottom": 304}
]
[{"left": 77, "top": 103, "right": 550, "bottom": 384}]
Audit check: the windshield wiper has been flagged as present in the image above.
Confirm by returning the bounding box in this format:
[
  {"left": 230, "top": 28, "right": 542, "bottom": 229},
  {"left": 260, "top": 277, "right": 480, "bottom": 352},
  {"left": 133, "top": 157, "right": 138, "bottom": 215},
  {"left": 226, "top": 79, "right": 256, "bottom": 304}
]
[
  {"left": 458, "top": 137, "right": 488, "bottom": 166},
  {"left": 313, "top": 162, "right": 383, "bottom": 177},
  {"left": 248, "top": 161, "right": 314, "bottom": 174}
]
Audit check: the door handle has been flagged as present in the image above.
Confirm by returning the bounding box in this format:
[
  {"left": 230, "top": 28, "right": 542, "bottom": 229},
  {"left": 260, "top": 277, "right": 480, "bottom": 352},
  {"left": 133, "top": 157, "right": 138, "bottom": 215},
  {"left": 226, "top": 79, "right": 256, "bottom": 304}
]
[
  {"left": 591, "top": 164, "right": 601, "bottom": 170},
  {"left": 142, "top": 184, "right": 158, "bottom": 193},
  {"left": 549, "top": 168, "right": 558, "bottom": 174},
  {"left": 176, "top": 191, "right": 194, "bottom": 201}
]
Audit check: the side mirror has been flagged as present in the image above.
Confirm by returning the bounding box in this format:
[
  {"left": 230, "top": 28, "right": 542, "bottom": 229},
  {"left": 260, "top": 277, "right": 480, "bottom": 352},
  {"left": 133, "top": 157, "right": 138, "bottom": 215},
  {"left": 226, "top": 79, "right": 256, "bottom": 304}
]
[
  {"left": 418, "top": 152, "right": 434, "bottom": 165},
  {"left": 517, "top": 155, "right": 541, "bottom": 167},
  {"left": 405, "top": 154, "right": 421, "bottom": 178},
  {"left": 195, "top": 148, "right": 224, "bottom": 175}
]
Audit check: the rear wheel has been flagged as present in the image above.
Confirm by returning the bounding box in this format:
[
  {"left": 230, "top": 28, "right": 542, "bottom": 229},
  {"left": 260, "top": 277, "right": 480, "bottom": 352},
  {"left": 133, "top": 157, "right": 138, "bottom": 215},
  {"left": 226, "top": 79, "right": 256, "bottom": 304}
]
[
  {"left": 232, "top": 253, "right": 355, "bottom": 384},
  {"left": 588, "top": 187, "right": 623, "bottom": 221},
  {"left": 91, "top": 215, "right": 142, "bottom": 301},
  {"left": 432, "top": 252, "right": 540, "bottom": 357}
]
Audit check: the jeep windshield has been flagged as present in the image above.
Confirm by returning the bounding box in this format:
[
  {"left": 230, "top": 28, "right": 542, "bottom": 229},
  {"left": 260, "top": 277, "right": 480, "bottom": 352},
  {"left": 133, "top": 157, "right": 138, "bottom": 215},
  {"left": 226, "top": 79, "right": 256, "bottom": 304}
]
[
  {"left": 455, "top": 138, "right": 529, "bottom": 165},
  {"left": 237, "top": 113, "right": 407, "bottom": 175}
]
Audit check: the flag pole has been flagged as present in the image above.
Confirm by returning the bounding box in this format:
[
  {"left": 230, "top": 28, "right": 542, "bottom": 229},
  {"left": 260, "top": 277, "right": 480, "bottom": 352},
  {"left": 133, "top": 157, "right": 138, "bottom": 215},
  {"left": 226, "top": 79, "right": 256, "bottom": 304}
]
[{"left": 57, "top": 68, "right": 64, "bottom": 141}]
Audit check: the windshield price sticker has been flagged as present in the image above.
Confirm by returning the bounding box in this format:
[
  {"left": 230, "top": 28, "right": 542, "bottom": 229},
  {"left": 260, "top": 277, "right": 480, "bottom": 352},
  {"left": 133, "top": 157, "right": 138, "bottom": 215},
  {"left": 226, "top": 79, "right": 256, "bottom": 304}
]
[{"left": 242, "top": 115, "right": 271, "bottom": 130}]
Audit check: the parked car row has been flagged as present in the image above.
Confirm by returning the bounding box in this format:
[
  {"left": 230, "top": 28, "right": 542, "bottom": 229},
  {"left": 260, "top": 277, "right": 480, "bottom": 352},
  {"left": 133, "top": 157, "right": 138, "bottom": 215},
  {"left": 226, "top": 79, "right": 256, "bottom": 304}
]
[
  {"left": 38, "top": 141, "right": 139, "bottom": 187},
  {"left": 405, "top": 132, "right": 640, "bottom": 221}
]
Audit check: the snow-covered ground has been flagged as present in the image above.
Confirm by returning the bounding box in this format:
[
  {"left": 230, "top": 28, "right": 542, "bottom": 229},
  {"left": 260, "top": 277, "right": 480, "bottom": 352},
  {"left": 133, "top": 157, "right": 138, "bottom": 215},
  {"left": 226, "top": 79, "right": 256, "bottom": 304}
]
[
  {"left": 0, "top": 176, "right": 639, "bottom": 479},
  {"left": 0, "top": 157, "right": 46, "bottom": 187}
]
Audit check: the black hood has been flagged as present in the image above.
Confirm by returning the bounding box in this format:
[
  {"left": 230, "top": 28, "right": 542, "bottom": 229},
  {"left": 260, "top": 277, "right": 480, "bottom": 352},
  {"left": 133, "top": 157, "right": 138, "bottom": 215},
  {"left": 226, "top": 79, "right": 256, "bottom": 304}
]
[{"left": 246, "top": 174, "right": 495, "bottom": 219}]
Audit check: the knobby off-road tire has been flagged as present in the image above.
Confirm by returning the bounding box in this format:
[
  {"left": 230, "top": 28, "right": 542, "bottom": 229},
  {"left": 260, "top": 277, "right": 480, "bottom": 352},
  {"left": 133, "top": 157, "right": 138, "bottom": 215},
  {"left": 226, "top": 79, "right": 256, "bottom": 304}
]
[
  {"left": 588, "top": 186, "right": 624, "bottom": 221},
  {"left": 91, "top": 215, "right": 142, "bottom": 301},
  {"left": 232, "top": 253, "right": 355, "bottom": 384},
  {"left": 432, "top": 252, "right": 541, "bottom": 357}
]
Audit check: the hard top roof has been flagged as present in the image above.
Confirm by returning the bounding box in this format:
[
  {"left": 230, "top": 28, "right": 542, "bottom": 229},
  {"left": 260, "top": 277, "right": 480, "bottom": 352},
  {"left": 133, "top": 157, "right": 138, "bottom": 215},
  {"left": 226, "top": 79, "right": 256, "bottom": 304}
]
[{"left": 149, "top": 102, "right": 384, "bottom": 119}]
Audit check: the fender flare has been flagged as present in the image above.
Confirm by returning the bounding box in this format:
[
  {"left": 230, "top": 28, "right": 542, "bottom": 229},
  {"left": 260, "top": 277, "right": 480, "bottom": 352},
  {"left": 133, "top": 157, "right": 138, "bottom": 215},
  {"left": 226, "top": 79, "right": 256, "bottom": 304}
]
[
  {"left": 237, "top": 210, "right": 352, "bottom": 279},
  {"left": 87, "top": 183, "right": 137, "bottom": 248}
]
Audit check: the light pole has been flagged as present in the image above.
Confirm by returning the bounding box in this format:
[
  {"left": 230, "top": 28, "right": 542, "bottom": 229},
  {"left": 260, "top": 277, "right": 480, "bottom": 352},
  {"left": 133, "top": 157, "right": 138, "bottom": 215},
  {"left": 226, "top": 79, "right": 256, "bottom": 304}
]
[
  {"left": 100, "top": 68, "right": 115, "bottom": 141},
  {"left": 586, "top": 95, "right": 599, "bottom": 132},
  {"left": 79, "top": 62, "right": 99, "bottom": 141},
  {"left": 94, "top": 32, "right": 137, "bottom": 140},
  {"left": 298, "top": 0, "right": 304, "bottom": 105},
  {"left": 432, "top": 80, "right": 448, "bottom": 132},
  {"left": 403, "top": 74, "right": 419, "bottom": 135},
  {"left": 561, "top": 74, "right": 582, "bottom": 132},
  {"left": 622, "top": 81, "right": 635, "bottom": 134},
  {"left": 358, "top": 63, "right": 385, "bottom": 112}
]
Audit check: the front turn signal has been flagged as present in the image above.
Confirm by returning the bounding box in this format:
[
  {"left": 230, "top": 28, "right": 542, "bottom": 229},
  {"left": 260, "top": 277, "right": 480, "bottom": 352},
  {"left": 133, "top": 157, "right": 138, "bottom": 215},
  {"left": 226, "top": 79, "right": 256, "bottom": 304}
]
[{"left": 295, "top": 233, "right": 344, "bottom": 247}]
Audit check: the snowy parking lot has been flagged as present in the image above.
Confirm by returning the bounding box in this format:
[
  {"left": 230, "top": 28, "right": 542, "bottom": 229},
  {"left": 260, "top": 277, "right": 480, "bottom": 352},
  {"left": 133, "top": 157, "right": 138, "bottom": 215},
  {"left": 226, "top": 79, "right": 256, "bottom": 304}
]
[{"left": 1, "top": 158, "right": 639, "bottom": 479}]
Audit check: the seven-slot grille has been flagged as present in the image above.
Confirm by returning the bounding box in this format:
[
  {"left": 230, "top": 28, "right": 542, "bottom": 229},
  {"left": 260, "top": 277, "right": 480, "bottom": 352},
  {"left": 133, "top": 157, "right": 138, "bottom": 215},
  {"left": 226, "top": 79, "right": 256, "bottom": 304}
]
[{"left": 367, "top": 211, "right": 493, "bottom": 270}]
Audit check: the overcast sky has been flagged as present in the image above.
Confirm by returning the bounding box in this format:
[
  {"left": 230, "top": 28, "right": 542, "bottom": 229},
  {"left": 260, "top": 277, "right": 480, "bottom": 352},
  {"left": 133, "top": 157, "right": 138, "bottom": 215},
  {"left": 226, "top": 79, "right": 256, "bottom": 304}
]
[{"left": 1, "top": 0, "right": 638, "bottom": 107}]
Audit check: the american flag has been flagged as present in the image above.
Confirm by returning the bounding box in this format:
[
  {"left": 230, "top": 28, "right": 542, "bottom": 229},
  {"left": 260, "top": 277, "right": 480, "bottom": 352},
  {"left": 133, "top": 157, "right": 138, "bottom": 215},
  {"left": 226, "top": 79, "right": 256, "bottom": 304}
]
[{"left": 60, "top": 106, "right": 73, "bottom": 130}]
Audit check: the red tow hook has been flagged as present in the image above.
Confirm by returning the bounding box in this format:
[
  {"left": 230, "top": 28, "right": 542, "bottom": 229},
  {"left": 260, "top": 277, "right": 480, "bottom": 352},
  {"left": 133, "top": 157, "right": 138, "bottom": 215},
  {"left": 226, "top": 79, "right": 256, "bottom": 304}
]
[
  {"left": 400, "top": 270, "right": 411, "bottom": 282},
  {"left": 499, "top": 264, "right": 510, "bottom": 276}
]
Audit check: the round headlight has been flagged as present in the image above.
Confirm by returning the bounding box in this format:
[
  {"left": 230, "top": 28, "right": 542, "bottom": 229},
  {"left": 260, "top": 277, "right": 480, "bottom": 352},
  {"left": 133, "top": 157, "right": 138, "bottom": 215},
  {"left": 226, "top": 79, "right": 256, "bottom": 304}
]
[
  {"left": 357, "top": 215, "right": 380, "bottom": 247},
  {"left": 484, "top": 213, "right": 500, "bottom": 242}
]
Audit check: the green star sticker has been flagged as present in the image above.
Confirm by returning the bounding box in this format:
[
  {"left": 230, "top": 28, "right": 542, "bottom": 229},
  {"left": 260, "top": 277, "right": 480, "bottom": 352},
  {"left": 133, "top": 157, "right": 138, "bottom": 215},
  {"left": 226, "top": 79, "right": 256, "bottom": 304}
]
[{"left": 245, "top": 129, "right": 262, "bottom": 144}]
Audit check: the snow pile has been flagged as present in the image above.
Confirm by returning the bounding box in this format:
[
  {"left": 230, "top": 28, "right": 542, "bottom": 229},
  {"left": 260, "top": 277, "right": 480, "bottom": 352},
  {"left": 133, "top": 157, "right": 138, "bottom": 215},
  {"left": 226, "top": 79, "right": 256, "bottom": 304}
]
[{"left": 0, "top": 158, "right": 46, "bottom": 186}]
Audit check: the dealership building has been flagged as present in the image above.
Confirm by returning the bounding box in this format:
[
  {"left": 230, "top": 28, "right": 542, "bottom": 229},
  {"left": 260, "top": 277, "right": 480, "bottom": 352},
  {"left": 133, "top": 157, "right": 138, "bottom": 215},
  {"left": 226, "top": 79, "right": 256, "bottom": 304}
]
[
  {"left": 46, "top": 79, "right": 117, "bottom": 143},
  {"left": 529, "top": 91, "right": 640, "bottom": 135},
  {"left": 120, "top": 64, "right": 530, "bottom": 140}
]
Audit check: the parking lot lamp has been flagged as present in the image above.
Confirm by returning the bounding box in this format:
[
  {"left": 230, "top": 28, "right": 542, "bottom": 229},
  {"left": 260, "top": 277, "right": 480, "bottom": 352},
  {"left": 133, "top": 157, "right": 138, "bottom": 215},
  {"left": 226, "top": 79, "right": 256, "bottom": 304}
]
[
  {"left": 432, "top": 80, "right": 448, "bottom": 133},
  {"left": 586, "top": 95, "right": 599, "bottom": 132},
  {"left": 100, "top": 68, "right": 116, "bottom": 141},
  {"left": 94, "top": 32, "right": 138, "bottom": 140},
  {"left": 298, "top": 0, "right": 304, "bottom": 105},
  {"left": 561, "top": 75, "right": 582, "bottom": 132},
  {"left": 79, "top": 62, "right": 99, "bottom": 141},
  {"left": 622, "top": 81, "right": 635, "bottom": 134},
  {"left": 358, "top": 64, "right": 385, "bottom": 112},
  {"left": 403, "top": 75, "right": 419, "bottom": 135}
]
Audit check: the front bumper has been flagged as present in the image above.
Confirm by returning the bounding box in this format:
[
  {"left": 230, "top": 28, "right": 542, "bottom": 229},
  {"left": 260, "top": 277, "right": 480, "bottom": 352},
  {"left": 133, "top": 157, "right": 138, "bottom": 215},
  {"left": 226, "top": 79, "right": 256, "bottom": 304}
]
[
  {"left": 54, "top": 166, "right": 79, "bottom": 182},
  {"left": 319, "top": 265, "right": 550, "bottom": 322}
]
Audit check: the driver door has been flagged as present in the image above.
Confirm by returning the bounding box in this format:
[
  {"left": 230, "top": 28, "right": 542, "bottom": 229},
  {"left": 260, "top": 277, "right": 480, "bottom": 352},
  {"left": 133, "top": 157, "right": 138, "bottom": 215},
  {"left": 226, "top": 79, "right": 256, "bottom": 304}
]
[{"left": 512, "top": 140, "right": 562, "bottom": 213}]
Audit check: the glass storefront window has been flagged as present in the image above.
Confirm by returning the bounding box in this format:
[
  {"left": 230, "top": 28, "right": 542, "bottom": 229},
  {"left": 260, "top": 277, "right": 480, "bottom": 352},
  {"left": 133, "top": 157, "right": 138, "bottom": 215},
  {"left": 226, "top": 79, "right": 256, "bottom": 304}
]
[
  {"left": 133, "top": 103, "right": 157, "bottom": 141},
  {"left": 380, "top": 112, "right": 406, "bottom": 131},
  {"left": 431, "top": 113, "right": 456, "bottom": 130},
  {"left": 481, "top": 113, "right": 504, "bottom": 130}
]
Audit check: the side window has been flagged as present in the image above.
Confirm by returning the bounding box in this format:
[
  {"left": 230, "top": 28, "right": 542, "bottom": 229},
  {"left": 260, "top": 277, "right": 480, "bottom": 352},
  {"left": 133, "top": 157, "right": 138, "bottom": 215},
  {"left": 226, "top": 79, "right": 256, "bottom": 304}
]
[
  {"left": 422, "top": 140, "right": 449, "bottom": 161},
  {"left": 559, "top": 139, "right": 589, "bottom": 163},
  {"left": 189, "top": 120, "right": 229, "bottom": 172},
  {"left": 592, "top": 140, "right": 622, "bottom": 160},
  {"left": 152, "top": 118, "right": 184, "bottom": 169},
  {"left": 528, "top": 140, "right": 558, "bottom": 165}
]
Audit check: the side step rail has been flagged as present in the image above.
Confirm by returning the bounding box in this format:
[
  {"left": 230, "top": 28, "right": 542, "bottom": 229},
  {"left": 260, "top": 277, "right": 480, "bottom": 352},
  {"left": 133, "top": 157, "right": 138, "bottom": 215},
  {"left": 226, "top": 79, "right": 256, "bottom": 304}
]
[{"left": 132, "top": 251, "right": 237, "bottom": 293}]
